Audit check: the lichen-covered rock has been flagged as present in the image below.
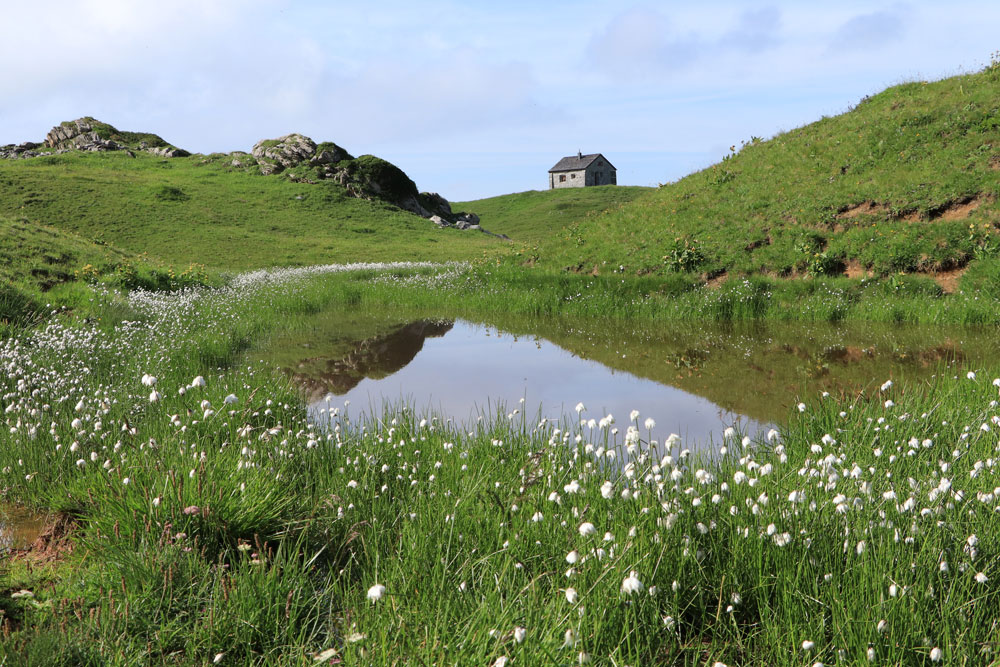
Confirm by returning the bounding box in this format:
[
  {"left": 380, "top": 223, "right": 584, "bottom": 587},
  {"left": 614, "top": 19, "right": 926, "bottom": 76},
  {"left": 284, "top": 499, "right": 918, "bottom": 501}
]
[
  {"left": 43, "top": 117, "right": 188, "bottom": 157},
  {"left": 251, "top": 134, "right": 317, "bottom": 173},
  {"left": 45, "top": 118, "right": 119, "bottom": 151},
  {"left": 311, "top": 141, "right": 352, "bottom": 166},
  {"left": 146, "top": 145, "right": 189, "bottom": 158}
]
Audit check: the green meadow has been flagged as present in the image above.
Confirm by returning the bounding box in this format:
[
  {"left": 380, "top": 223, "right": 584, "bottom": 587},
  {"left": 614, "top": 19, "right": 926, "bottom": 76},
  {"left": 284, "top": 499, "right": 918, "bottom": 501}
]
[{"left": 2, "top": 64, "right": 1000, "bottom": 665}]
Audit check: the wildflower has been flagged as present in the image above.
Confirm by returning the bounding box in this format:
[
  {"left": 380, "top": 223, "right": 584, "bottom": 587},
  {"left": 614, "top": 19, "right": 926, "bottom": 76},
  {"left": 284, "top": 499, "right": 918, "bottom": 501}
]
[
  {"left": 493, "top": 657, "right": 509, "bottom": 667},
  {"left": 621, "top": 571, "right": 643, "bottom": 595},
  {"left": 141, "top": 374, "right": 157, "bottom": 387},
  {"left": 802, "top": 640, "right": 815, "bottom": 651},
  {"left": 881, "top": 380, "right": 893, "bottom": 391},
  {"left": 213, "top": 653, "right": 224, "bottom": 664},
  {"left": 877, "top": 619, "right": 887, "bottom": 633},
  {"left": 575, "top": 402, "right": 585, "bottom": 413},
  {"left": 224, "top": 394, "right": 238, "bottom": 404},
  {"left": 797, "top": 403, "right": 806, "bottom": 412},
  {"left": 930, "top": 647, "right": 943, "bottom": 662},
  {"left": 191, "top": 376, "right": 206, "bottom": 388},
  {"left": 513, "top": 627, "right": 526, "bottom": 643},
  {"left": 566, "top": 550, "right": 579, "bottom": 564},
  {"left": 149, "top": 390, "right": 161, "bottom": 403},
  {"left": 366, "top": 584, "right": 385, "bottom": 602},
  {"left": 976, "top": 572, "right": 989, "bottom": 584},
  {"left": 600, "top": 481, "right": 614, "bottom": 499},
  {"left": 578, "top": 522, "right": 596, "bottom": 536},
  {"left": 644, "top": 417, "right": 655, "bottom": 430},
  {"left": 563, "top": 628, "right": 578, "bottom": 647},
  {"left": 566, "top": 587, "right": 578, "bottom": 604}
]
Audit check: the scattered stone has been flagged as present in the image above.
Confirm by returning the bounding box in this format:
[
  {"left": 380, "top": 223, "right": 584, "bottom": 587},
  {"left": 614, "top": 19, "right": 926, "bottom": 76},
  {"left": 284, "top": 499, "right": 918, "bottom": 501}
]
[{"left": 146, "top": 145, "right": 190, "bottom": 158}]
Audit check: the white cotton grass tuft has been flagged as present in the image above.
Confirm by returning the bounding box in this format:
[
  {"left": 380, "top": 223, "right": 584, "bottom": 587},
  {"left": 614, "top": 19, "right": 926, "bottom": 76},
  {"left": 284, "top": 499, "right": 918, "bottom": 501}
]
[
  {"left": 620, "top": 571, "right": 643, "bottom": 595},
  {"left": 366, "top": 584, "right": 385, "bottom": 602},
  {"left": 565, "top": 587, "right": 578, "bottom": 604},
  {"left": 930, "top": 647, "right": 943, "bottom": 662},
  {"left": 578, "top": 522, "right": 596, "bottom": 536}
]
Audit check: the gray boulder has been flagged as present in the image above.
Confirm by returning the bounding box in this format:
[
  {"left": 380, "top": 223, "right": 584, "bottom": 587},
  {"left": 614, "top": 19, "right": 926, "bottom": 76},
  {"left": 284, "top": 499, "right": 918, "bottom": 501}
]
[{"left": 251, "top": 134, "right": 317, "bottom": 173}]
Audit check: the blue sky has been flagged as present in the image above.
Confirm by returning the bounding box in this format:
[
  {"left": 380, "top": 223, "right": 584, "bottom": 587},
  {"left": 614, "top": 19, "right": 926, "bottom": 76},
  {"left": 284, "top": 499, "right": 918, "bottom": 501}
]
[{"left": 3, "top": 1, "right": 998, "bottom": 200}]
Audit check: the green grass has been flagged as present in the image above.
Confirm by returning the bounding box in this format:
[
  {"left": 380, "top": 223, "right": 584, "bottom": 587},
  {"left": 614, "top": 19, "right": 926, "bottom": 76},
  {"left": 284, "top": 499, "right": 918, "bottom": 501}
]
[
  {"left": 3, "top": 266, "right": 1000, "bottom": 664},
  {"left": 0, "top": 214, "right": 212, "bottom": 332},
  {"left": 0, "top": 151, "right": 501, "bottom": 271},
  {"left": 452, "top": 185, "right": 652, "bottom": 246},
  {"left": 278, "top": 262, "right": 1000, "bottom": 326},
  {"left": 520, "top": 68, "right": 1000, "bottom": 279}
]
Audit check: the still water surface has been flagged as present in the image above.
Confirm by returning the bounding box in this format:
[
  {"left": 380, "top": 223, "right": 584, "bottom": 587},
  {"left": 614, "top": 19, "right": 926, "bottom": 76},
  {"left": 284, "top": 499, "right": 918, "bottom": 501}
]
[
  {"left": 260, "top": 309, "right": 997, "bottom": 447},
  {"left": 306, "top": 319, "right": 764, "bottom": 443}
]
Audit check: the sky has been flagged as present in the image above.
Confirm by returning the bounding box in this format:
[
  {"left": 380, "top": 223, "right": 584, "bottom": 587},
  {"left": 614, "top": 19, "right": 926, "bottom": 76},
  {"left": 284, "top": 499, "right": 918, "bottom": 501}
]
[{"left": 2, "top": 1, "right": 999, "bottom": 201}]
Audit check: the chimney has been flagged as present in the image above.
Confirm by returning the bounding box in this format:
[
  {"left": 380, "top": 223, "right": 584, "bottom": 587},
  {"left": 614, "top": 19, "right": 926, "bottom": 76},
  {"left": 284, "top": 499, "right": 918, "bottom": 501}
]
[{"left": 577, "top": 150, "right": 582, "bottom": 159}]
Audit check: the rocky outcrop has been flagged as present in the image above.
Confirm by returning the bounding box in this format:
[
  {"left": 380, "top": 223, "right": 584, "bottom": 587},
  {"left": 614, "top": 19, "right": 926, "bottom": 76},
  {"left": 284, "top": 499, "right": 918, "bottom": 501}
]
[
  {"left": 242, "top": 132, "right": 490, "bottom": 233},
  {"left": 251, "top": 134, "right": 318, "bottom": 175},
  {"left": 45, "top": 118, "right": 115, "bottom": 151},
  {"left": 0, "top": 142, "right": 50, "bottom": 159},
  {"left": 39, "top": 117, "right": 190, "bottom": 157}
]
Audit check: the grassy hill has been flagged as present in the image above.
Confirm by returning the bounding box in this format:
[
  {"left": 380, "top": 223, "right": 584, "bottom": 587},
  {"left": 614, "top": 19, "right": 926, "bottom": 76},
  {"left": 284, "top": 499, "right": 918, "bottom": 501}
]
[
  {"left": 451, "top": 185, "right": 652, "bottom": 246},
  {"left": 0, "top": 214, "right": 202, "bottom": 330},
  {"left": 518, "top": 67, "right": 1000, "bottom": 282},
  {"left": 0, "top": 151, "right": 500, "bottom": 271}
]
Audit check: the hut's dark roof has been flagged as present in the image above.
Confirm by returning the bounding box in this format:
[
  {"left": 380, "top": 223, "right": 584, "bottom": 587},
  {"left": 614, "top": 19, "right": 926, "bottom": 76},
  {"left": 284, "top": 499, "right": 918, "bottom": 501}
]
[{"left": 548, "top": 153, "right": 615, "bottom": 172}]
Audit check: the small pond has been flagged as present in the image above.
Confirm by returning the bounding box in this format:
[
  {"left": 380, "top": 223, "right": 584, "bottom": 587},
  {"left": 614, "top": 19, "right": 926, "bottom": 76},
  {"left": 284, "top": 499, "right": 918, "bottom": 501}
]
[{"left": 259, "top": 308, "right": 998, "bottom": 448}]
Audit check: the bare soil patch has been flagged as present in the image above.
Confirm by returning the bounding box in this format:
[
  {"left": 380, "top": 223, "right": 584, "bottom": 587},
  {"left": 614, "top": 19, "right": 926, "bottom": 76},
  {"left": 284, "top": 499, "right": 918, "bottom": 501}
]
[
  {"left": 705, "top": 271, "right": 728, "bottom": 290},
  {"left": 931, "top": 195, "right": 992, "bottom": 221},
  {"left": 844, "top": 260, "right": 871, "bottom": 279},
  {"left": 932, "top": 266, "right": 967, "bottom": 294},
  {"left": 836, "top": 201, "right": 888, "bottom": 219},
  {"left": 12, "top": 513, "right": 76, "bottom": 564}
]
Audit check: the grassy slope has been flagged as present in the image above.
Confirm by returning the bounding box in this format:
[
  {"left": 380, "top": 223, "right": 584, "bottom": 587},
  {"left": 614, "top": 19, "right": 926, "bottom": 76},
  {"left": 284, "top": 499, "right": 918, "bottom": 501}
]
[
  {"left": 530, "top": 68, "right": 1000, "bottom": 278},
  {"left": 0, "top": 151, "right": 500, "bottom": 271},
  {"left": 0, "top": 214, "right": 206, "bottom": 330},
  {"left": 452, "top": 185, "right": 652, "bottom": 246}
]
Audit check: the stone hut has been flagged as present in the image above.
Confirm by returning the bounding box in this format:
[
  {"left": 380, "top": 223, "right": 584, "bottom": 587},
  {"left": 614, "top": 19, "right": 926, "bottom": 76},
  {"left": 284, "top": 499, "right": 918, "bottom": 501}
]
[{"left": 548, "top": 152, "right": 617, "bottom": 189}]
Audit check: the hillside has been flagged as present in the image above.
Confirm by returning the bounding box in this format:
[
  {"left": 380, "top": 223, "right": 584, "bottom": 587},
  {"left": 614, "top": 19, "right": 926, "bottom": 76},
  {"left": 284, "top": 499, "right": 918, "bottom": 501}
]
[
  {"left": 0, "top": 120, "right": 500, "bottom": 271},
  {"left": 525, "top": 67, "right": 1000, "bottom": 284},
  {"left": 0, "top": 214, "right": 202, "bottom": 330},
  {"left": 452, "top": 185, "right": 651, "bottom": 246}
]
